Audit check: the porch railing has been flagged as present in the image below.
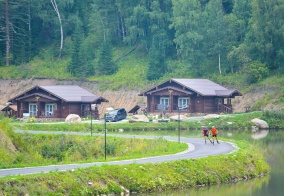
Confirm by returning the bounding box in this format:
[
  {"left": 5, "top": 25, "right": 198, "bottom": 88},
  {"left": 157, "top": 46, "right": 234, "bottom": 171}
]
[
  {"left": 217, "top": 104, "right": 232, "bottom": 114},
  {"left": 155, "top": 104, "right": 189, "bottom": 112}
]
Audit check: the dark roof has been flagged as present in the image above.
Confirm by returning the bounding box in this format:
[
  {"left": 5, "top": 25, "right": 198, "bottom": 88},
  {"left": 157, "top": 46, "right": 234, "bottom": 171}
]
[
  {"left": 215, "top": 90, "right": 241, "bottom": 97},
  {"left": 9, "top": 85, "right": 108, "bottom": 103},
  {"left": 1, "top": 105, "right": 17, "bottom": 112},
  {"left": 128, "top": 104, "right": 146, "bottom": 113},
  {"left": 139, "top": 78, "right": 242, "bottom": 97},
  {"left": 40, "top": 86, "right": 100, "bottom": 102}
]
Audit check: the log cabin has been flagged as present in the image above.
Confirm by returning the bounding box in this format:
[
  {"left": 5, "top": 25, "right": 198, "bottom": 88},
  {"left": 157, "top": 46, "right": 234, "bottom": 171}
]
[
  {"left": 138, "top": 78, "right": 242, "bottom": 114},
  {"left": 8, "top": 85, "right": 108, "bottom": 119}
]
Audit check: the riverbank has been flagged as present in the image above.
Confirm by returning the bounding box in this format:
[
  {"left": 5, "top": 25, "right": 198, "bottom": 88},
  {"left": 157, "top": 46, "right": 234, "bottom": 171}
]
[
  {"left": 0, "top": 139, "right": 269, "bottom": 195},
  {"left": 13, "top": 110, "right": 284, "bottom": 133},
  {"left": 0, "top": 116, "right": 271, "bottom": 195}
]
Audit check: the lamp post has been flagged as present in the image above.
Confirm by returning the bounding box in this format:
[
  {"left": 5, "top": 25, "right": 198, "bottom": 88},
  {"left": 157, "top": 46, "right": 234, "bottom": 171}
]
[
  {"left": 178, "top": 106, "right": 180, "bottom": 143},
  {"left": 90, "top": 104, "right": 93, "bottom": 136},
  {"left": 104, "top": 113, "right": 107, "bottom": 160}
]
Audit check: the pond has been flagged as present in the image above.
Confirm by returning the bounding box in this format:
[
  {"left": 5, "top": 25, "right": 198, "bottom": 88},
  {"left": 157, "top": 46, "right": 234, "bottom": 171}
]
[{"left": 137, "top": 129, "right": 284, "bottom": 196}]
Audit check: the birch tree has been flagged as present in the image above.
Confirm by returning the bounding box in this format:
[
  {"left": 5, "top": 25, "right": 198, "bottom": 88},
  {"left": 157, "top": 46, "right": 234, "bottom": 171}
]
[
  {"left": 204, "top": 0, "right": 227, "bottom": 74},
  {"left": 50, "top": 0, "right": 63, "bottom": 58}
]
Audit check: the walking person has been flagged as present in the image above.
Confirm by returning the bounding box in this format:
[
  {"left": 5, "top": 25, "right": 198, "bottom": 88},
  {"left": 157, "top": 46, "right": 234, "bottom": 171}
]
[
  {"left": 210, "top": 126, "right": 220, "bottom": 144},
  {"left": 202, "top": 125, "right": 212, "bottom": 144}
]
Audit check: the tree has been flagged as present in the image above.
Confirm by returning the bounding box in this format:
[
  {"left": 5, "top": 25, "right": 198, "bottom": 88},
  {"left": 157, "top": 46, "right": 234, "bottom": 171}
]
[
  {"left": 226, "top": 0, "right": 252, "bottom": 73},
  {"left": 171, "top": 0, "right": 205, "bottom": 76},
  {"left": 5, "top": 0, "right": 9, "bottom": 66},
  {"left": 124, "top": 0, "right": 173, "bottom": 53},
  {"left": 96, "top": 40, "right": 117, "bottom": 75},
  {"left": 68, "top": 22, "right": 83, "bottom": 76},
  {"left": 50, "top": 0, "right": 63, "bottom": 58},
  {"left": 244, "top": 61, "right": 269, "bottom": 84},
  {"left": 246, "top": 0, "right": 284, "bottom": 71},
  {"left": 0, "top": 0, "right": 31, "bottom": 66},
  {"left": 203, "top": 0, "right": 228, "bottom": 75},
  {"left": 78, "top": 38, "right": 95, "bottom": 77},
  {"left": 147, "top": 35, "right": 166, "bottom": 81}
]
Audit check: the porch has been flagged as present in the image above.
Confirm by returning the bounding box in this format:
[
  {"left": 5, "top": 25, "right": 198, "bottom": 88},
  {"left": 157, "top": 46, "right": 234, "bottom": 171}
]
[
  {"left": 148, "top": 95, "right": 191, "bottom": 113},
  {"left": 147, "top": 95, "right": 233, "bottom": 114}
]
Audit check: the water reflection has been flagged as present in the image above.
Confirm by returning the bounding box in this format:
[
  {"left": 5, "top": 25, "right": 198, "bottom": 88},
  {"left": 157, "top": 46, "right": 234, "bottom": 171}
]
[
  {"left": 135, "top": 130, "right": 284, "bottom": 196},
  {"left": 137, "top": 176, "right": 270, "bottom": 196},
  {"left": 251, "top": 130, "right": 269, "bottom": 140}
]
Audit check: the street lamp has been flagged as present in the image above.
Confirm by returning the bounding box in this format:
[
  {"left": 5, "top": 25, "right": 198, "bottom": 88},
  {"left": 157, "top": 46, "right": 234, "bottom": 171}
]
[
  {"left": 178, "top": 106, "right": 180, "bottom": 143},
  {"left": 90, "top": 104, "right": 93, "bottom": 136},
  {"left": 104, "top": 113, "right": 107, "bottom": 160}
]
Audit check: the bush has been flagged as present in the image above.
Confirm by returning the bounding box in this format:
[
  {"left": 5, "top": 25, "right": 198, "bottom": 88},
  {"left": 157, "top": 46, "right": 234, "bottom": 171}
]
[
  {"left": 262, "top": 109, "right": 284, "bottom": 128},
  {"left": 245, "top": 61, "right": 269, "bottom": 84}
]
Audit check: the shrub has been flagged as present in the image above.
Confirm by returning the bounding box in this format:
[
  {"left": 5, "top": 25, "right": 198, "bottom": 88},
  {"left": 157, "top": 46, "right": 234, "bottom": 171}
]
[{"left": 245, "top": 61, "right": 269, "bottom": 84}]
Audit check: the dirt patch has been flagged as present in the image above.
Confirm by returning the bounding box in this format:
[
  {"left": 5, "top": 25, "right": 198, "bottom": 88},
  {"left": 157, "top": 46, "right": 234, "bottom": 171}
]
[
  {"left": 233, "top": 88, "right": 281, "bottom": 112},
  {"left": 0, "top": 130, "right": 17, "bottom": 153}
]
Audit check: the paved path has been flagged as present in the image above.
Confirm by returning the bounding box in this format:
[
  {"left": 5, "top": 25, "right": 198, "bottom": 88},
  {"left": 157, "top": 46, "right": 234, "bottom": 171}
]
[{"left": 0, "top": 130, "right": 236, "bottom": 177}]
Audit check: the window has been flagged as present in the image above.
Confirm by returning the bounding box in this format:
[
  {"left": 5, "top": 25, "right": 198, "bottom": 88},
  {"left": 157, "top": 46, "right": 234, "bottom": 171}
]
[
  {"left": 29, "top": 103, "right": 37, "bottom": 117},
  {"left": 178, "top": 97, "right": 189, "bottom": 110},
  {"left": 215, "top": 98, "right": 222, "bottom": 105},
  {"left": 160, "top": 97, "right": 169, "bottom": 110},
  {"left": 45, "top": 104, "right": 54, "bottom": 116}
]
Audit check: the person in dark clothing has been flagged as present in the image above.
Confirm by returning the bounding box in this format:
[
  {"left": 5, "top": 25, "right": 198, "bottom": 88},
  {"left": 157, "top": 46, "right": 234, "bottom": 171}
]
[{"left": 201, "top": 125, "right": 212, "bottom": 144}]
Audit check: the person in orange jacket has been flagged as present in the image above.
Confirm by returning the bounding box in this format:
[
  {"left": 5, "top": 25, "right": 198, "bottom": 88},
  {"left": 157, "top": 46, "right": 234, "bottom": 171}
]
[{"left": 210, "top": 126, "right": 220, "bottom": 144}]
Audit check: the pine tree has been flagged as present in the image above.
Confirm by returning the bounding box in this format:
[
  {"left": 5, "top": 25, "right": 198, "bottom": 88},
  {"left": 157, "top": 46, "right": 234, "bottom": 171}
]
[
  {"left": 147, "top": 37, "right": 166, "bottom": 80},
  {"left": 78, "top": 39, "right": 95, "bottom": 77},
  {"left": 68, "top": 23, "right": 83, "bottom": 76},
  {"left": 96, "top": 40, "right": 117, "bottom": 75}
]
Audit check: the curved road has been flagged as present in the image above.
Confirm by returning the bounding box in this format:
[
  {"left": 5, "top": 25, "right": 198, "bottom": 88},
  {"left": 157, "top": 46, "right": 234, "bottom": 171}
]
[{"left": 0, "top": 130, "right": 237, "bottom": 177}]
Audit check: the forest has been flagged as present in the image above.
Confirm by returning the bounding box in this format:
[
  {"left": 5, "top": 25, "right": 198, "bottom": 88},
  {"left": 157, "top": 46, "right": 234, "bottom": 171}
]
[{"left": 0, "top": 0, "right": 283, "bottom": 83}]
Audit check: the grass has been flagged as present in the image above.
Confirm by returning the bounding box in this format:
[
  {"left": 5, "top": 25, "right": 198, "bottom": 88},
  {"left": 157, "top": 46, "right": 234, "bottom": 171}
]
[
  {"left": 0, "top": 119, "right": 187, "bottom": 169},
  {"left": 0, "top": 139, "right": 270, "bottom": 195},
  {"left": 0, "top": 116, "right": 272, "bottom": 195},
  {"left": 14, "top": 111, "right": 282, "bottom": 134}
]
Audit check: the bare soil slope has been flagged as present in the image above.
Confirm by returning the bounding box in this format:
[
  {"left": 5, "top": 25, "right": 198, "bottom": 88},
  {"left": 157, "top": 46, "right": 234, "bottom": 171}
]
[
  {"left": 0, "top": 79, "right": 281, "bottom": 116},
  {"left": 0, "top": 79, "right": 145, "bottom": 117}
]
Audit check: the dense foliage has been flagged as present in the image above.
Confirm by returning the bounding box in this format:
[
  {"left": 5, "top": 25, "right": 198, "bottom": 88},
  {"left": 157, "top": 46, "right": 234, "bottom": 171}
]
[{"left": 1, "top": 0, "right": 283, "bottom": 80}]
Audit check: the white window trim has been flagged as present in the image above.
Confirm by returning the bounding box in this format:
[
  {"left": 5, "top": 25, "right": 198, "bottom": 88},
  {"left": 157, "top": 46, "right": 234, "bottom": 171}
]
[
  {"left": 160, "top": 97, "right": 170, "bottom": 106},
  {"left": 29, "top": 103, "right": 37, "bottom": 117},
  {"left": 178, "top": 97, "right": 189, "bottom": 110},
  {"left": 45, "top": 103, "right": 55, "bottom": 116}
]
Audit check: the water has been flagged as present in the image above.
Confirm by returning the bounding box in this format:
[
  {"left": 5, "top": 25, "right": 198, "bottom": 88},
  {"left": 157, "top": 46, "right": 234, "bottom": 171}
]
[{"left": 137, "top": 129, "right": 284, "bottom": 196}]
